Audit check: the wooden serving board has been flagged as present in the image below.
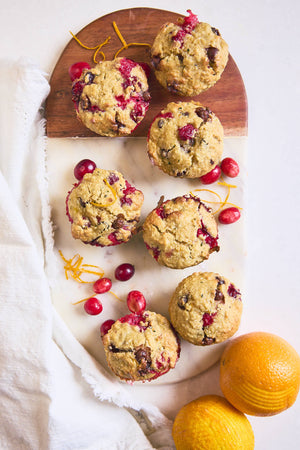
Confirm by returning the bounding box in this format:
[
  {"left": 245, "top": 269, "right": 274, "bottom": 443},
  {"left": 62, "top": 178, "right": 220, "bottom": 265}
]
[{"left": 46, "top": 7, "right": 247, "bottom": 137}]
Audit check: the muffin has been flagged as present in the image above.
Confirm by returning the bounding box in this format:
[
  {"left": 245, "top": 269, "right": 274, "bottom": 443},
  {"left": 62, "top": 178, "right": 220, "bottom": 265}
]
[
  {"left": 147, "top": 101, "right": 223, "bottom": 178},
  {"left": 142, "top": 195, "right": 219, "bottom": 269},
  {"left": 66, "top": 168, "right": 144, "bottom": 246},
  {"left": 169, "top": 272, "right": 242, "bottom": 345},
  {"left": 71, "top": 57, "right": 150, "bottom": 136},
  {"left": 101, "top": 311, "right": 180, "bottom": 382},
  {"left": 150, "top": 10, "right": 228, "bottom": 96}
]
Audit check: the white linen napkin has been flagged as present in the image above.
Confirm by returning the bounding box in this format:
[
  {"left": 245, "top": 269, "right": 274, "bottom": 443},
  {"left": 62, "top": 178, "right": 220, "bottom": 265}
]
[{"left": 0, "top": 60, "right": 175, "bottom": 450}]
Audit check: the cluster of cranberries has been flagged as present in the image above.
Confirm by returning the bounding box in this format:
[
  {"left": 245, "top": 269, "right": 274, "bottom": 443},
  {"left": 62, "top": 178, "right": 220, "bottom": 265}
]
[
  {"left": 83, "top": 262, "right": 138, "bottom": 314},
  {"left": 82, "top": 261, "right": 147, "bottom": 340},
  {"left": 200, "top": 157, "right": 241, "bottom": 225}
]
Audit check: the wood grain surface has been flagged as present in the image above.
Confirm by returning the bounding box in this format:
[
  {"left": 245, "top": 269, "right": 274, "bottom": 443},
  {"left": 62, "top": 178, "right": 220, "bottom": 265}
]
[{"left": 45, "top": 8, "right": 247, "bottom": 138}]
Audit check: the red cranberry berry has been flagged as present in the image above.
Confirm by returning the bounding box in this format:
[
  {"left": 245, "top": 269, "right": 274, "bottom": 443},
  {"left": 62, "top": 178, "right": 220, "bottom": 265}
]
[
  {"left": 100, "top": 319, "right": 115, "bottom": 337},
  {"left": 200, "top": 166, "right": 221, "bottom": 184},
  {"left": 221, "top": 157, "right": 240, "bottom": 178},
  {"left": 74, "top": 159, "right": 96, "bottom": 180},
  {"left": 84, "top": 297, "right": 103, "bottom": 315},
  {"left": 115, "top": 263, "right": 135, "bottom": 281},
  {"left": 127, "top": 290, "right": 146, "bottom": 314},
  {"left": 218, "top": 207, "right": 241, "bottom": 224},
  {"left": 68, "top": 62, "right": 91, "bottom": 81},
  {"left": 93, "top": 277, "right": 112, "bottom": 294}
]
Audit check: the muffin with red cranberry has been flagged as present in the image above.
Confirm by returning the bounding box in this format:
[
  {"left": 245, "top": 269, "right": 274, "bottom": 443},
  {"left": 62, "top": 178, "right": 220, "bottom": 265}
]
[
  {"left": 147, "top": 101, "right": 223, "bottom": 178},
  {"left": 150, "top": 10, "right": 228, "bottom": 96},
  {"left": 71, "top": 57, "right": 150, "bottom": 136},
  {"left": 142, "top": 195, "right": 219, "bottom": 269},
  {"left": 101, "top": 310, "right": 180, "bottom": 382},
  {"left": 66, "top": 168, "right": 144, "bottom": 246},
  {"left": 169, "top": 272, "right": 242, "bottom": 346}
]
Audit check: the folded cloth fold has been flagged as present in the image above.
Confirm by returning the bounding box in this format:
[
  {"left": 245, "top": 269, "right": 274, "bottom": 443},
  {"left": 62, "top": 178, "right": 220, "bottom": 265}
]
[{"left": 0, "top": 60, "right": 175, "bottom": 450}]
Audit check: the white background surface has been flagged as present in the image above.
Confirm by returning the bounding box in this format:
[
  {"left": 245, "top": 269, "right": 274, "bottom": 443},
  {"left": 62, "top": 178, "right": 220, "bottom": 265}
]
[{"left": 1, "top": 0, "right": 300, "bottom": 449}]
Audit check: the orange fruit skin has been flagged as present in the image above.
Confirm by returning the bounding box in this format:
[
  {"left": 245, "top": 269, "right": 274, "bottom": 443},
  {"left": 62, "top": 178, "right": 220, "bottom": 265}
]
[
  {"left": 220, "top": 332, "right": 300, "bottom": 416},
  {"left": 172, "top": 394, "right": 254, "bottom": 450}
]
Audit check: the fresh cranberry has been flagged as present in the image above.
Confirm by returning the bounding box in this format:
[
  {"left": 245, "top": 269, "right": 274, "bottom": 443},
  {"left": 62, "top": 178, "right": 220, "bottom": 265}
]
[
  {"left": 218, "top": 207, "right": 241, "bottom": 224},
  {"left": 68, "top": 62, "right": 91, "bottom": 81},
  {"left": 93, "top": 277, "right": 112, "bottom": 294},
  {"left": 115, "top": 263, "right": 135, "bottom": 281},
  {"left": 84, "top": 297, "right": 103, "bottom": 315},
  {"left": 100, "top": 319, "right": 115, "bottom": 337},
  {"left": 221, "top": 157, "right": 240, "bottom": 178},
  {"left": 200, "top": 166, "right": 221, "bottom": 184},
  {"left": 74, "top": 159, "right": 96, "bottom": 180},
  {"left": 127, "top": 290, "right": 146, "bottom": 314},
  {"left": 178, "top": 124, "right": 196, "bottom": 141}
]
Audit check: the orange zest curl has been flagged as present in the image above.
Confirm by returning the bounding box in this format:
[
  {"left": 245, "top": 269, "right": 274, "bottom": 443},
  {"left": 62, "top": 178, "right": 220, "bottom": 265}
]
[
  {"left": 72, "top": 291, "right": 123, "bottom": 306},
  {"left": 69, "top": 31, "right": 111, "bottom": 63},
  {"left": 112, "top": 21, "right": 151, "bottom": 59},
  {"left": 90, "top": 178, "right": 117, "bottom": 208},
  {"left": 192, "top": 180, "right": 242, "bottom": 215},
  {"left": 59, "top": 250, "right": 104, "bottom": 283}
]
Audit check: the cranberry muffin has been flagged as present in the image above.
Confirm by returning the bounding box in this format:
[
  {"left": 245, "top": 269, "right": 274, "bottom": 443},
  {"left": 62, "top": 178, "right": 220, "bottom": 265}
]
[
  {"left": 142, "top": 195, "right": 219, "bottom": 269},
  {"left": 66, "top": 168, "right": 144, "bottom": 246},
  {"left": 147, "top": 101, "right": 223, "bottom": 178},
  {"left": 169, "top": 272, "right": 242, "bottom": 345},
  {"left": 150, "top": 10, "right": 228, "bottom": 96},
  {"left": 71, "top": 57, "right": 150, "bottom": 136},
  {"left": 101, "top": 311, "right": 180, "bottom": 382}
]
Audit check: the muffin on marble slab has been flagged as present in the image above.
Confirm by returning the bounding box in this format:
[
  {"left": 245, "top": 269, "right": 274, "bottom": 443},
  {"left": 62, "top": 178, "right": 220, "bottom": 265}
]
[
  {"left": 66, "top": 168, "right": 144, "bottom": 247},
  {"left": 101, "top": 310, "right": 180, "bottom": 382},
  {"left": 150, "top": 10, "right": 228, "bottom": 96},
  {"left": 169, "top": 272, "right": 242, "bottom": 346},
  {"left": 71, "top": 57, "right": 150, "bottom": 137},
  {"left": 142, "top": 195, "right": 219, "bottom": 269},
  {"left": 147, "top": 101, "right": 223, "bottom": 178}
]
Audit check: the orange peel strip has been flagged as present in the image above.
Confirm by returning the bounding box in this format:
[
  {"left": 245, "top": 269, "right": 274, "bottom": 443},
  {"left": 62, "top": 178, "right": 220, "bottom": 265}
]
[
  {"left": 59, "top": 250, "right": 104, "bottom": 283},
  {"left": 109, "top": 290, "right": 124, "bottom": 302},
  {"left": 114, "top": 43, "right": 152, "bottom": 59},
  {"left": 217, "top": 181, "right": 237, "bottom": 189},
  {"left": 72, "top": 296, "right": 92, "bottom": 306},
  {"left": 90, "top": 178, "right": 117, "bottom": 208},
  {"left": 69, "top": 31, "right": 111, "bottom": 63},
  {"left": 192, "top": 184, "right": 242, "bottom": 215},
  {"left": 112, "top": 21, "right": 127, "bottom": 46},
  {"left": 112, "top": 21, "right": 151, "bottom": 59}
]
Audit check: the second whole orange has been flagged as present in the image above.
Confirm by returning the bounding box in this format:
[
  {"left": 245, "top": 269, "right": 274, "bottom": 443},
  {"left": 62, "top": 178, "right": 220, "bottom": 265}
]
[
  {"left": 172, "top": 394, "right": 254, "bottom": 450},
  {"left": 220, "top": 331, "right": 300, "bottom": 416}
]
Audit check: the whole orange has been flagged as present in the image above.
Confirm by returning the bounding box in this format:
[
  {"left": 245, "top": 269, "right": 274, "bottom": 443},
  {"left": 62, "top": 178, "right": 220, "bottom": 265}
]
[
  {"left": 220, "top": 331, "right": 300, "bottom": 416},
  {"left": 172, "top": 394, "right": 254, "bottom": 450}
]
